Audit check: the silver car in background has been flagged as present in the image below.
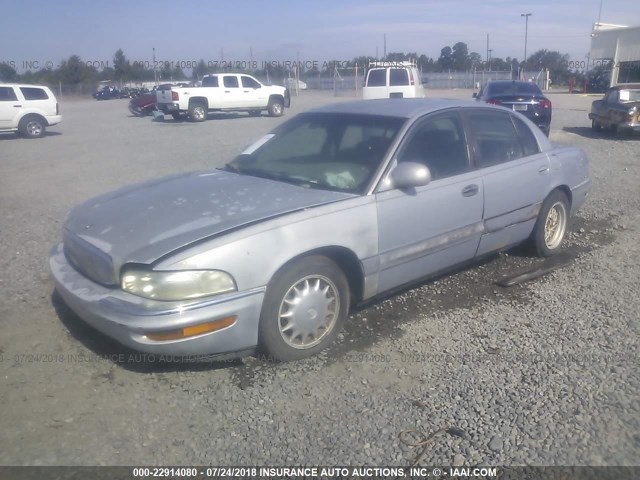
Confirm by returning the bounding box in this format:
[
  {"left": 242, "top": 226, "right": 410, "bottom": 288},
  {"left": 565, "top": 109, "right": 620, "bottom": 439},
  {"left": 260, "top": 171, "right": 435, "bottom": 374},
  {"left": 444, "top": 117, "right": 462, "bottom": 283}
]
[{"left": 50, "top": 99, "right": 592, "bottom": 362}]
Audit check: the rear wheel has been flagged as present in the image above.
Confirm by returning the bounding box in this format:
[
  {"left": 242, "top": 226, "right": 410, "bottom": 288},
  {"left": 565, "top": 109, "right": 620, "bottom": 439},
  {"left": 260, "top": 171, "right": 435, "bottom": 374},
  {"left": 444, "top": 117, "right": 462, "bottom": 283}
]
[
  {"left": 19, "top": 116, "right": 46, "bottom": 138},
  {"left": 530, "top": 190, "right": 569, "bottom": 257},
  {"left": 258, "top": 256, "right": 350, "bottom": 362},
  {"left": 591, "top": 118, "right": 602, "bottom": 132},
  {"left": 267, "top": 97, "right": 284, "bottom": 117},
  {"left": 188, "top": 102, "right": 207, "bottom": 122}
]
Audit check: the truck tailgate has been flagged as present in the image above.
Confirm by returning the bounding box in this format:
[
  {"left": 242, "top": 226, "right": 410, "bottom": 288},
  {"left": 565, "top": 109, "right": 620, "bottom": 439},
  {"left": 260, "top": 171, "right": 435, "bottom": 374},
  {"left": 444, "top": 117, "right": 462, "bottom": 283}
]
[{"left": 156, "top": 89, "right": 175, "bottom": 104}]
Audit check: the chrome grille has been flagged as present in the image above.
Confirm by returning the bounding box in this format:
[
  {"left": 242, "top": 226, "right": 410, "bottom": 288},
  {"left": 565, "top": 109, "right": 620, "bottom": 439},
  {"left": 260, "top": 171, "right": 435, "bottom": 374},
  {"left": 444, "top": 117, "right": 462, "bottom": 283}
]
[{"left": 63, "top": 230, "right": 117, "bottom": 286}]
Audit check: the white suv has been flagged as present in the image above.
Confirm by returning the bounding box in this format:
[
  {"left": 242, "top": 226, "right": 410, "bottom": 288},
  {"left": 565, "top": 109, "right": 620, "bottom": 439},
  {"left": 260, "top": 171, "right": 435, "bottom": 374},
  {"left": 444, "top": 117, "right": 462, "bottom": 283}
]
[
  {"left": 363, "top": 61, "right": 425, "bottom": 100},
  {"left": 0, "top": 84, "right": 62, "bottom": 138}
]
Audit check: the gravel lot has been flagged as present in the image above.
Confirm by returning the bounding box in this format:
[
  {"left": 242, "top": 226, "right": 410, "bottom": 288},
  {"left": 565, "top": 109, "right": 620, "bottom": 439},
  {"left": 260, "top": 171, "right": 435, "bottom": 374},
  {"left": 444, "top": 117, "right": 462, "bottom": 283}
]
[{"left": 0, "top": 89, "right": 638, "bottom": 467}]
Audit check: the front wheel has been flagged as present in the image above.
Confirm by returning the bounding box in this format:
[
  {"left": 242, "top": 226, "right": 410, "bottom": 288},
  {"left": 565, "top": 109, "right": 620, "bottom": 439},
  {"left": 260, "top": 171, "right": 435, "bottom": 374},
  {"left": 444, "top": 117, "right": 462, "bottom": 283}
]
[
  {"left": 267, "top": 97, "right": 284, "bottom": 117},
  {"left": 188, "top": 102, "right": 207, "bottom": 122},
  {"left": 530, "top": 190, "right": 570, "bottom": 257},
  {"left": 591, "top": 118, "right": 602, "bottom": 132},
  {"left": 258, "top": 256, "right": 350, "bottom": 362}
]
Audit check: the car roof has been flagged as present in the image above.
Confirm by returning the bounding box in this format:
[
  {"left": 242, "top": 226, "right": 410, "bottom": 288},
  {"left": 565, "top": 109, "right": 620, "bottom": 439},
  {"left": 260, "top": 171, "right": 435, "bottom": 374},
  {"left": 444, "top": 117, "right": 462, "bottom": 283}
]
[
  {"left": 306, "top": 98, "right": 488, "bottom": 119},
  {"left": 0, "top": 83, "right": 52, "bottom": 89},
  {"left": 486, "top": 80, "right": 535, "bottom": 86}
]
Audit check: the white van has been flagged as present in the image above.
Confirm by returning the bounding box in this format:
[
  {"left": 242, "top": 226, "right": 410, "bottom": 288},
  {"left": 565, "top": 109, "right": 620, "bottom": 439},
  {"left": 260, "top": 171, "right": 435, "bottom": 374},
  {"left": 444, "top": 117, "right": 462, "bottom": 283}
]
[{"left": 362, "top": 61, "right": 425, "bottom": 100}]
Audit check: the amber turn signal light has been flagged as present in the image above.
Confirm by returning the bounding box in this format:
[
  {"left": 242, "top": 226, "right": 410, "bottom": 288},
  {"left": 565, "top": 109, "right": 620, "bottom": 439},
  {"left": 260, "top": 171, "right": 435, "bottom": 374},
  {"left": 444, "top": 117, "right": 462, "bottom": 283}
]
[{"left": 146, "top": 316, "right": 237, "bottom": 341}]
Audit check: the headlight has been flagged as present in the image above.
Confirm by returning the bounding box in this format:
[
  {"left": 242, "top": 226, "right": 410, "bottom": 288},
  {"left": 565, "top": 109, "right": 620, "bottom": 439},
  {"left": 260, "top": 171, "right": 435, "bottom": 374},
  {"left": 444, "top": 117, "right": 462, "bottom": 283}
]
[
  {"left": 121, "top": 269, "right": 236, "bottom": 301},
  {"left": 628, "top": 106, "right": 637, "bottom": 116}
]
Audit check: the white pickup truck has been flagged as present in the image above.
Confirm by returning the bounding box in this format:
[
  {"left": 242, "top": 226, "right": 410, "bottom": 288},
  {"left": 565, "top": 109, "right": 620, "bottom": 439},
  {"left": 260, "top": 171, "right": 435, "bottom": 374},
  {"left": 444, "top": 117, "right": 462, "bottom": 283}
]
[{"left": 156, "top": 73, "right": 290, "bottom": 121}]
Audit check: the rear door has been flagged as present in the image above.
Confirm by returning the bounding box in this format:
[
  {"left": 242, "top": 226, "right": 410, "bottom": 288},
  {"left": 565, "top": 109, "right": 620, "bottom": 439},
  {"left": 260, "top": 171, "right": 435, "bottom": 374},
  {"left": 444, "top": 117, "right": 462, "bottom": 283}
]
[
  {"left": 0, "top": 86, "right": 20, "bottom": 128},
  {"left": 221, "top": 75, "right": 243, "bottom": 107},
  {"left": 388, "top": 68, "right": 411, "bottom": 98},
  {"left": 464, "top": 108, "right": 551, "bottom": 255},
  {"left": 363, "top": 68, "right": 388, "bottom": 99}
]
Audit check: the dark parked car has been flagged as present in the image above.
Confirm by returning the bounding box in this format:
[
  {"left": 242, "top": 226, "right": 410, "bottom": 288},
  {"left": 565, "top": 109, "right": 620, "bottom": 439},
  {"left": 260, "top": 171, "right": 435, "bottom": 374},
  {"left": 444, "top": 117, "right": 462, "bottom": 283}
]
[
  {"left": 589, "top": 84, "right": 640, "bottom": 135},
  {"left": 474, "top": 80, "right": 552, "bottom": 136},
  {"left": 50, "top": 99, "right": 591, "bottom": 362},
  {"left": 93, "top": 86, "right": 120, "bottom": 100}
]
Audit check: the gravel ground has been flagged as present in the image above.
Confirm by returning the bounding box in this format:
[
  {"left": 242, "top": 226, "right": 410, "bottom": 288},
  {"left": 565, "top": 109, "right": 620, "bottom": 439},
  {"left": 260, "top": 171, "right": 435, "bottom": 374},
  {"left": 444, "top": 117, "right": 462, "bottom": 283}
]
[{"left": 0, "top": 89, "right": 638, "bottom": 467}]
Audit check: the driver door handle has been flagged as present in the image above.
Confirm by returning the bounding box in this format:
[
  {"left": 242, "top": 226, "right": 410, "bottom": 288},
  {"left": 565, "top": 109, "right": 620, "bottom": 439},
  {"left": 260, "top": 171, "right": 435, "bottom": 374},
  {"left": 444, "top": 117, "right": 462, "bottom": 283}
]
[{"left": 462, "top": 184, "right": 479, "bottom": 197}]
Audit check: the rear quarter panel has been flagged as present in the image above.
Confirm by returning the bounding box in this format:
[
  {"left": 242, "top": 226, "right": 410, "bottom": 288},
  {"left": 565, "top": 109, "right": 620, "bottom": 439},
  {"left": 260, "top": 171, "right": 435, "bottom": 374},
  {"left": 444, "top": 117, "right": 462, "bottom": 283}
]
[{"left": 547, "top": 145, "right": 591, "bottom": 215}]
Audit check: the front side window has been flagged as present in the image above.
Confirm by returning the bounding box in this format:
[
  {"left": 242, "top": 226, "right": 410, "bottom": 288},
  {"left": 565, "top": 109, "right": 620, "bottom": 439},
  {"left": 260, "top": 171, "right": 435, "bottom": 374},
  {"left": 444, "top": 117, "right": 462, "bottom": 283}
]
[
  {"left": 241, "top": 76, "right": 260, "bottom": 89},
  {"left": 396, "top": 111, "right": 469, "bottom": 180},
  {"left": 468, "top": 110, "right": 524, "bottom": 167},
  {"left": 226, "top": 113, "right": 405, "bottom": 193},
  {"left": 0, "top": 87, "right": 18, "bottom": 101},
  {"left": 223, "top": 76, "right": 239, "bottom": 88}
]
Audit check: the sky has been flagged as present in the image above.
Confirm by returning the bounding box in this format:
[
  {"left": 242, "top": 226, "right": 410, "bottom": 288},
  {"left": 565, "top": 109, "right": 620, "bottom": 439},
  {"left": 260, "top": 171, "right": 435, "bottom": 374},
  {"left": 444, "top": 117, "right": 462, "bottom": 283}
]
[{"left": 1, "top": 0, "right": 639, "bottom": 72}]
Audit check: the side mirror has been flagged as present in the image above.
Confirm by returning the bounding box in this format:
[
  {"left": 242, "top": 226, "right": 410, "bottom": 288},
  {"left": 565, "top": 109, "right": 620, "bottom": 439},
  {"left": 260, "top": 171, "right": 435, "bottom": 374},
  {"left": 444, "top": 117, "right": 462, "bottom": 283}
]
[
  {"left": 472, "top": 92, "right": 478, "bottom": 98},
  {"left": 254, "top": 84, "right": 261, "bottom": 89},
  {"left": 390, "top": 161, "right": 431, "bottom": 189}
]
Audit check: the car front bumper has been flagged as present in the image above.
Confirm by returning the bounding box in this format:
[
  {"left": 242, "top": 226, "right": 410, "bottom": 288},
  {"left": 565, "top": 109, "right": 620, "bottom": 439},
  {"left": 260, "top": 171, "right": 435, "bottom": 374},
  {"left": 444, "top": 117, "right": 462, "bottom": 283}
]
[{"left": 49, "top": 244, "right": 264, "bottom": 358}]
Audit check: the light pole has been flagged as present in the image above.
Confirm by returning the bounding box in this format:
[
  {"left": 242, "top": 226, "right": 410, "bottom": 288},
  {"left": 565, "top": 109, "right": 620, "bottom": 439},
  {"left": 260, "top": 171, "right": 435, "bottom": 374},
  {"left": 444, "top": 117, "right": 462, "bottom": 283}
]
[{"left": 521, "top": 13, "right": 532, "bottom": 79}]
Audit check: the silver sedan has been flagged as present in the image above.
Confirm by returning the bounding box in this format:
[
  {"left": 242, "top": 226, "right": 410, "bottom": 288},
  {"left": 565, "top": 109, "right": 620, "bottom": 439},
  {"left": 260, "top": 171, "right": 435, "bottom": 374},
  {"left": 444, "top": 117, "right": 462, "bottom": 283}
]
[{"left": 50, "top": 99, "right": 592, "bottom": 361}]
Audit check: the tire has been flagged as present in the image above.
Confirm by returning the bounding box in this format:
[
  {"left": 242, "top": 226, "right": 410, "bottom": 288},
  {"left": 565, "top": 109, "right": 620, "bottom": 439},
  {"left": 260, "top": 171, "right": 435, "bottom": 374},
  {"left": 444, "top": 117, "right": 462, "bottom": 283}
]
[
  {"left": 258, "top": 255, "right": 350, "bottom": 362},
  {"left": 249, "top": 110, "right": 261, "bottom": 117},
  {"left": 530, "top": 190, "right": 570, "bottom": 257},
  {"left": 19, "top": 116, "right": 46, "bottom": 138},
  {"left": 188, "top": 102, "right": 207, "bottom": 122},
  {"left": 591, "top": 118, "right": 602, "bottom": 132},
  {"left": 171, "top": 113, "right": 182, "bottom": 120},
  {"left": 267, "top": 97, "right": 284, "bottom": 117}
]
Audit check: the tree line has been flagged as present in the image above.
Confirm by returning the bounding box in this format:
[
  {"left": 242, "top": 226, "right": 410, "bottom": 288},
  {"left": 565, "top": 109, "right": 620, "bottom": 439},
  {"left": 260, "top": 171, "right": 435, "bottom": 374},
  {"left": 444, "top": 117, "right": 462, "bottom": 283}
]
[{"left": 0, "top": 44, "right": 610, "bottom": 93}]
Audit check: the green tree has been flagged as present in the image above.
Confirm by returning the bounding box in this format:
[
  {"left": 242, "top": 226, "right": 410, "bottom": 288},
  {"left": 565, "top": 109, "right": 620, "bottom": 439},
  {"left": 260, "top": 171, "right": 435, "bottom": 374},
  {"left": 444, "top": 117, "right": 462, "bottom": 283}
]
[
  {"left": 438, "top": 46, "right": 454, "bottom": 71},
  {"left": 452, "top": 42, "right": 469, "bottom": 70},
  {"left": 113, "top": 48, "right": 130, "bottom": 82},
  {"left": 0, "top": 62, "right": 18, "bottom": 82}
]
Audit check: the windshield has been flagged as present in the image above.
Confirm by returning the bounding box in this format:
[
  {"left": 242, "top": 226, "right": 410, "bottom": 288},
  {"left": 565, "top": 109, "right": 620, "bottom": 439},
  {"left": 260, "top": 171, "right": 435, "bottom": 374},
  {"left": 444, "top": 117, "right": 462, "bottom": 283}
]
[{"left": 225, "top": 112, "right": 405, "bottom": 193}]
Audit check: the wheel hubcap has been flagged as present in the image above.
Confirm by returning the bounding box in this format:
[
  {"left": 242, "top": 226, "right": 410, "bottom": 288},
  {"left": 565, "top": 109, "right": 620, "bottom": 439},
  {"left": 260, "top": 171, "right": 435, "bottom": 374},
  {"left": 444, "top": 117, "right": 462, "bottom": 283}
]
[
  {"left": 278, "top": 275, "right": 339, "bottom": 349},
  {"left": 544, "top": 201, "right": 567, "bottom": 249},
  {"left": 27, "top": 121, "right": 42, "bottom": 136},
  {"left": 194, "top": 107, "right": 205, "bottom": 120},
  {"left": 273, "top": 103, "right": 282, "bottom": 115}
]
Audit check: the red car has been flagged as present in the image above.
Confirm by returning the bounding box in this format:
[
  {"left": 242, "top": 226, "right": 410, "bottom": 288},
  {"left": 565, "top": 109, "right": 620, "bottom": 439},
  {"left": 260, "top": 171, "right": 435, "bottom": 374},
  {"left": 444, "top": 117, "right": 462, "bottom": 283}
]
[{"left": 128, "top": 90, "right": 158, "bottom": 117}]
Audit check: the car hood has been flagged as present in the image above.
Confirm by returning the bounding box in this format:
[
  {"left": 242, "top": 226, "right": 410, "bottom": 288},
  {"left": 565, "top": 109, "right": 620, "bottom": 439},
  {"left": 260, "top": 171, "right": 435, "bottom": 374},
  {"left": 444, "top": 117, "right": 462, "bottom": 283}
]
[{"left": 64, "top": 170, "right": 353, "bottom": 271}]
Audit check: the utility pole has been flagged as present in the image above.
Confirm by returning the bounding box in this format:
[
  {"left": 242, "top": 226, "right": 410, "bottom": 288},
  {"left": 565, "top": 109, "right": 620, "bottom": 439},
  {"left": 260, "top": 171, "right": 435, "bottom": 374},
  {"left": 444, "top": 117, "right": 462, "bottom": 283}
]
[
  {"left": 383, "top": 34, "right": 386, "bottom": 59},
  {"left": 521, "top": 13, "right": 532, "bottom": 79},
  {"left": 153, "top": 47, "right": 157, "bottom": 85},
  {"left": 488, "top": 49, "right": 492, "bottom": 71}
]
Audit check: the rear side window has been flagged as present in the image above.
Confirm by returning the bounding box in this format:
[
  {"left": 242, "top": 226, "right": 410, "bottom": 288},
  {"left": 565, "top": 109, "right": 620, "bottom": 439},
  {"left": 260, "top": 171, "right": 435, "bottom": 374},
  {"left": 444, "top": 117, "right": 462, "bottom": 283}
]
[
  {"left": 0, "top": 87, "right": 18, "bottom": 101},
  {"left": 202, "top": 76, "right": 219, "bottom": 87},
  {"left": 366, "top": 69, "right": 386, "bottom": 87},
  {"left": 389, "top": 69, "right": 409, "bottom": 86},
  {"left": 512, "top": 116, "right": 540, "bottom": 157},
  {"left": 20, "top": 87, "right": 49, "bottom": 100},
  {"left": 223, "top": 76, "right": 239, "bottom": 88},
  {"left": 468, "top": 110, "right": 524, "bottom": 167}
]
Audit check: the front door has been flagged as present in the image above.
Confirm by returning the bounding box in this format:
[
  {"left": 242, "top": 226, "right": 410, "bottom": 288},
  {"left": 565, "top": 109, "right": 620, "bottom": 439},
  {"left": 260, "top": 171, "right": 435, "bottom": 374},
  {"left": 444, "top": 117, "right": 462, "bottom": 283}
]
[{"left": 376, "top": 110, "right": 484, "bottom": 293}]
